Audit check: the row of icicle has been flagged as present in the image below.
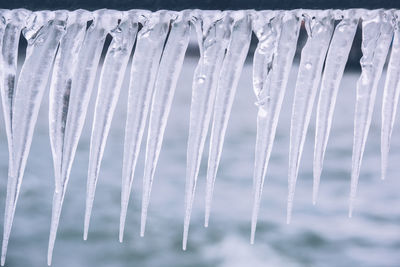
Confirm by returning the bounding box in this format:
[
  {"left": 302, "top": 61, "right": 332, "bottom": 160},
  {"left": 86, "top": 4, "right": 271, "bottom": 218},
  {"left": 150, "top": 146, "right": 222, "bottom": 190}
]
[{"left": 0, "top": 8, "right": 398, "bottom": 266}]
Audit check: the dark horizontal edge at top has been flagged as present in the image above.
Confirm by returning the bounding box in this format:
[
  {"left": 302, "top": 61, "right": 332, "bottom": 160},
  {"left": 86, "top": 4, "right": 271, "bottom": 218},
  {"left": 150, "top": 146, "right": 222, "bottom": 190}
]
[{"left": 1, "top": 0, "right": 399, "bottom": 11}]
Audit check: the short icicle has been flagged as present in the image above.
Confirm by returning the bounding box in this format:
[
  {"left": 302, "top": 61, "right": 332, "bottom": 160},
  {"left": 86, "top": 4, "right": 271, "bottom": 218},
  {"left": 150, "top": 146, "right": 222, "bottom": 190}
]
[
  {"left": 349, "top": 10, "right": 393, "bottom": 217},
  {"left": 287, "top": 10, "right": 334, "bottom": 224},
  {"left": 313, "top": 10, "right": 359, "bottom": 204},
  {"left": 183, "top": 11, "right": 233, "bottom": 250},
  {"left": 140, "top": 11, "right": 191, "bottom": 237},
  {"left": 47, "top": 10, "right": 92, "bottom": 265},
  {"left": 84, "top": 10, "right": 140, "bottom": 241},
  {"left": 1, "top": 11, "right": 67, "bottom": 266},
  {"left": 119, "top": 10, "right": 170, "bottom": 242},
  {"left": 381, "top": 10, "right": 400, "bottom": 181},
  {"left": 204, "top": 10, "right": 252, "bottom": 228},
  {"left": 251, "top": 11, "right": 301, "bottom": 243}
]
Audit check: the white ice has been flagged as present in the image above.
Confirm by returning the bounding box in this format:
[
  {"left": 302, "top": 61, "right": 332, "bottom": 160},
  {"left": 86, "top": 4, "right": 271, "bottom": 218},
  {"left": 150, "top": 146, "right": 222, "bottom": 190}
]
[
  {"left": 381, "top": 10, "right": 400, "bottom": 181},
  {"left": 349, "top": 10, "right": 393, "bottom": 217},
  {"left": 183, "top": 10, "right": 233, "bottom": 250},
  {"left": 119, "top": 10, "right": 170, "bottom": 242},
  {"left": 287, "top": 10, "right": 334, "bottom": 224},
  {"left": 84, "top": 10, "right": 139, "bottom": 241},
  {"left": 313, "top": 10, "right": 359, "bottom": 204},
  {"left": 1, "top": 11, "right": 67, "bottom": 266},
  {"left": 250, "top": 11, "right": 301, "bottom": 243},
  {"left": 140, "top": 11, "right": 191, "bottom": 236}
]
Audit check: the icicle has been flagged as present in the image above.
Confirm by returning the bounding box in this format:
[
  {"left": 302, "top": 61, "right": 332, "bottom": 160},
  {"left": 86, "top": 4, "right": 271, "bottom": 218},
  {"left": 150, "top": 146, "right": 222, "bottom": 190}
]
[
  {"left": 250, "top": 11, "right": 301, "bottom": 243},
  {"left": 1, "top": 11, "right": 67, "bottom": 266},
  {"left": 140, "top": 11, "right": 191, "bottom": 237},
  {"left": 51, "top": 7, "right": 119, "bottom": 253},
  {"left": 313, "top": 10, "right": 359, "bottom": 204},
  {"left": 204, "top": 11, "right": 252, "bottom": 228},
  {"left": 381, "top": 10, "right": 400, "bottom": 181},
  {"left": 287, "top": 10, "right": 334, "bottom": 224},
  {"left": 0, "top": 13, "right": 30, "bottom": 259},
  {"left": 119, "top": 10, "right": 170, "bottom": 242},
  {"left": 47, "top": 10, "right": 92, "bottom": 265},
  {"left": 349, "top": 10, "right": 393, "bottom": 217},
  {"left": 0, "top": 9, "right": 30, "bottom": 163},
  {"left": 183, "top": 10, "right": 233, "bottom": 251},
  {"left": 84, "top": 10, "right": 140, "bottom": 241}
]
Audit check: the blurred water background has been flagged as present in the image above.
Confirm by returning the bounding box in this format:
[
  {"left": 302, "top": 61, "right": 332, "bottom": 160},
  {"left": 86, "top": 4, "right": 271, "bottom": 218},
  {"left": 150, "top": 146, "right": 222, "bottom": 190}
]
[{"left": 0, "top": 28, "right": 399, "bottom": 267}]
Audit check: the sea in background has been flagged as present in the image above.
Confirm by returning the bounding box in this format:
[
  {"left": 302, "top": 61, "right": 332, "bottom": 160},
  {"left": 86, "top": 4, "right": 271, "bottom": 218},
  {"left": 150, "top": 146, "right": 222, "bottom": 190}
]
[{"left": 0, "top": 31, "right": 400, "bottom": 266}]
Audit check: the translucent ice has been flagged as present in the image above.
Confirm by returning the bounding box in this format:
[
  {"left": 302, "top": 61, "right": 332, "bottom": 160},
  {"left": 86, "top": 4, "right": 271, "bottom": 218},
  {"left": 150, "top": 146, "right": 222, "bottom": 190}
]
[
  {"left": 47, "top": 10, "right": 92, "bottom": 265},
  {"left": 84, "top": 10, "right": 139, "bottom": 240},
  {"left": 2, "top": 11, "right": 67, "bottom": 266},
  {"left": 204, "top": 11, "right": 252, "bottom": 228},
  {"left": 381, "top": 10, "right": 400, "bottom": 181},
  {"left": 119, "top": 10, "right": 170, "bottom": 242},
  {"left": 313, "top": 10, "right": 359, "bottom": 204},
  {"left": 250, "top": 11, "right": 301, "bottom": 243},
  {"left": 183, "top": 10, "right": 233, "bottom": 250},
  {"left": 287, "top": 10, "right": 334, "bottom": 224},
  {"left": 140, "top": 11, "right": 191, "bottom": 236},
  {"left": 349, "top": 10, "right": 393, "bottom": 217}
]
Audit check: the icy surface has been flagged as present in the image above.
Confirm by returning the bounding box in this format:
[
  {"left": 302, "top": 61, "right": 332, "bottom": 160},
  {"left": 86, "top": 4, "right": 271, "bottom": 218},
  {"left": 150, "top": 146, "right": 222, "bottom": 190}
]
[
  {"left": 313, "top": 10, "right": 359, "bottom": 204},
  {"left": 140, "top": 11, "right": 191, "bottom": 236},
  {"left": 381, "top": 11, "right": 400, "bottom": 181},
  {"left": 119, "top": 10, "right": 170, "bottom": 242},
  {"left": 349, "top": 10, "right": 393, "bottom": 217},
  {"left": 183, "top": 10, "right": 233, "bottom": 250},
  {"left": 250, "top": 11, "right": 301, "bottom": 243},
  {"left": 1, "top": 11, "right": 67, "bottom": 266}
]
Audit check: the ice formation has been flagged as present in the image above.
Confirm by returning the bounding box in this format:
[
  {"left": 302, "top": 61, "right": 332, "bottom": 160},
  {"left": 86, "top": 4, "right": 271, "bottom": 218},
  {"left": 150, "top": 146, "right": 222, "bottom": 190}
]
[{"left": 0, "top": 8, "right": 398, "bottom": 265}]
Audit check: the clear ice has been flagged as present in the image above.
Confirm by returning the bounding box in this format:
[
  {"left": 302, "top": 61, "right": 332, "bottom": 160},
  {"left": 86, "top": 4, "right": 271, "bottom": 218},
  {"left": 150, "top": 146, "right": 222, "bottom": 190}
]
[
  {"left": 84, "top": 10, "right": 139, "bottom": 241},
  {"left": 287, "top": 10, "right": 334, "bottom": 224},
  {"left": 140, "top": 11, "right": 191, "bottom": 236},
  {"left": 0, "top": 9, "right": 398, "bottom": 265},
  {"left": 204, "top": 10, "right": 252, "bottom": 227},
  {"left": 183, "top": 10, "right": 233, "bottom": 250},
  {"left": 381, "top": 10, "right": 400, "bottom": 181},
  {"left": 1, "top": 10, "right": 67, "bottom": 266},
  {"left": 313, "top": 10, "right": 359, "bottom": 204},
  {"left": 251, "top": 11, "right": 300, "bottom": 243},
  {"left": 349, "top": 10, "right": 393, "bottom": 217},
  {"left": 47, "top": 10, "right": 91, "bottom": 265},
  {"left": 119, "top": 10, "right": 170, "bottom": 242}
]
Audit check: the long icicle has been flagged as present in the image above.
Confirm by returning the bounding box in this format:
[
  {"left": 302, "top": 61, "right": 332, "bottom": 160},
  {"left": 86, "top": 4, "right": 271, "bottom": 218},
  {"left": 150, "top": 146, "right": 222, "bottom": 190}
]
[
  {"left": 0, "top": 9, "right": 30, "bottom": 180},
  {"left": 140, "top": 11, "right": 191, "bottom": 237},
  {"left": 1, "top": 11, "right": 67, "bottom": 266},
  {"left": 48, "top": 11, "right": 119, "bottom": 259},
  {"left": 381, "top": 10, "right": 400, "bottom": 181},
  {"left": 204, "top": 10, "right": 252, "bottom": 228},
  {"left": 250, "top": 11, "right": 301, "bottom": 243},
  {"left": 313, "top": 10, "right": 359, "bottom": 204},
  {"left": 84, "top": 10, "right": 140, "bottom": 241},
  {"left": 287, "top": 10, "right": 334, "bottom": 224},
  {"left": 119, "top": 10, "right": 170, "bottom": 242},
  {"left": 349, "top": 10, "right": 393, "bottom": 217},
  {"left": 0, "top": 13, "right": 30, "bottom": 256},
  {"left": 183, "top": 10, "right": 233, "bottom": 250},
  {"left": 47, "top": 10, "right": 92, "bottom": 265}
]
